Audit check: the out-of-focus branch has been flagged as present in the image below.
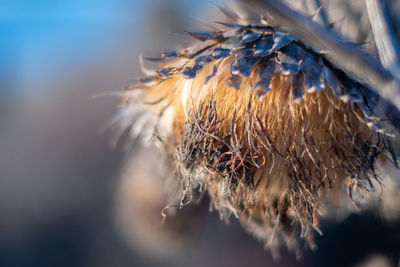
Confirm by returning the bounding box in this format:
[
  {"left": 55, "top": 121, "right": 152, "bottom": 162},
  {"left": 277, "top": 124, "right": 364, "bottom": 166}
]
[
  {"left": 239, "top": 0, "right": 400, "bottom": 110},
  {"left": 366, "top": 0, "right": 400, "bottom": 78}
]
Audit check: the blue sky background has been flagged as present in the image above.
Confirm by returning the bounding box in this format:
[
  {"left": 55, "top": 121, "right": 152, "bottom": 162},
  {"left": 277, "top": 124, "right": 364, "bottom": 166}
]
[{"left": 0, "top": 0, "right": 212, "bottom": 95}]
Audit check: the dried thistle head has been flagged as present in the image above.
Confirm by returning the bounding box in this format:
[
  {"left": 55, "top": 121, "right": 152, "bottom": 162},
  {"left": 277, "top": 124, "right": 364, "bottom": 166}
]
[{"left": 118, "top": 2, "right": 400, "bottom": 257}]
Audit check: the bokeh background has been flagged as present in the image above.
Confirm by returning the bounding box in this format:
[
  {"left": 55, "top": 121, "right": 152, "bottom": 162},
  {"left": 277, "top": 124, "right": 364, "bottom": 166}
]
[{"left": 1, "top": 0, "right": 400, "bottom": 266}]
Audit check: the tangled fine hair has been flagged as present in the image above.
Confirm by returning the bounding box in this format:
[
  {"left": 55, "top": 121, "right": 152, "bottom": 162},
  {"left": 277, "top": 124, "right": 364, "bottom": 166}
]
[{"left": 119, "top": 2, "right": 400, "bottom": 257}]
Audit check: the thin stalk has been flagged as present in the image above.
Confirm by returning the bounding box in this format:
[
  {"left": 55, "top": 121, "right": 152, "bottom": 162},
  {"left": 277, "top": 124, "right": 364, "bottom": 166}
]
[{"left": 366, "top": 0, "right": 400, "bottom": 78}]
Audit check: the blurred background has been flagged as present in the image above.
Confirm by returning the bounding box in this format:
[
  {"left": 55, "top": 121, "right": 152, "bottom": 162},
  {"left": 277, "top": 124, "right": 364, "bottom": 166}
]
[{"left": 1, "top": 0, "right": 400, "bottom": 266}]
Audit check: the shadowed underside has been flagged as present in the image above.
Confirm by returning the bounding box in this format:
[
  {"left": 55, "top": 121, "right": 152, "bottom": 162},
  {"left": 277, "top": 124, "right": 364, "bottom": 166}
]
[{"left": 120, "top": 7, "right": 400, "bottom": 256}]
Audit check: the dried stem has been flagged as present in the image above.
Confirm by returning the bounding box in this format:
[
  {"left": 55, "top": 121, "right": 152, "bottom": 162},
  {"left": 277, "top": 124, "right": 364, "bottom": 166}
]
[{"left": 366, "top": 0, "right": 400, "bottom": 78}]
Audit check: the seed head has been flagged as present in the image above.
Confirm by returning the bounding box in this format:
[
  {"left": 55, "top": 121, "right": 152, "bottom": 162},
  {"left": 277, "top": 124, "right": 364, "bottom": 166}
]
[{"left": 119, "top": 3, "right": 400, "bottom": 257}]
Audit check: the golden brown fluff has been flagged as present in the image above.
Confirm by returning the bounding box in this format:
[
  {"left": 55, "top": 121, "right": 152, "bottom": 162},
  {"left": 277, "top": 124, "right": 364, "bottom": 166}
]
[{"left": 118, "top": 7, "right": 400, "bottom": 256}]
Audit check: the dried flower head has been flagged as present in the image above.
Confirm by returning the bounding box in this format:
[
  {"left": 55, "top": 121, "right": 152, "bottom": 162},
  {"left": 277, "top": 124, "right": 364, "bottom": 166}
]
[{"left": 118, "top": 2, "right": 400, "bottom": 257}]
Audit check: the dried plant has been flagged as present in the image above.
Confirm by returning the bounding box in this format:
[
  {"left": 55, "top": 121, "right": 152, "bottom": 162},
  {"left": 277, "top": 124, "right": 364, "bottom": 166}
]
[{"left": 118, "top": 0, "right": 400, "bottom": 258}]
